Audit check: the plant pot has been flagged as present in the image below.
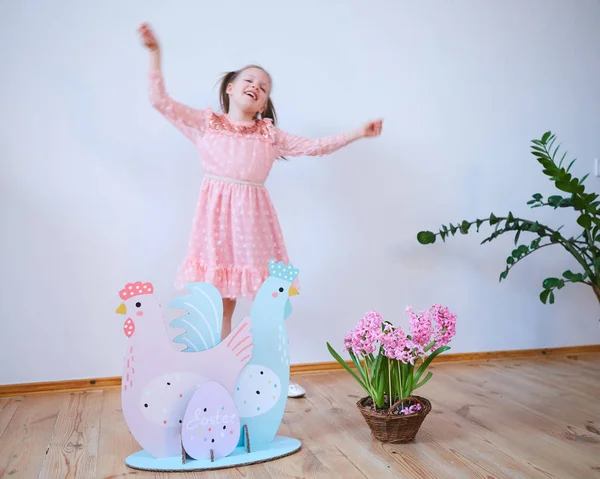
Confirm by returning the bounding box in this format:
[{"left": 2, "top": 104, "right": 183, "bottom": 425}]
[{"left": 356, "top": 395, "right": 431, "bottom": 443}]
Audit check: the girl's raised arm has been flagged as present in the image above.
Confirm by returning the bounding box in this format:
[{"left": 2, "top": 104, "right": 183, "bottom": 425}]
[
  {"left": 271, "top": 120, "right": 383, "bottom": 157},
  {"left": 138, "top": 23, "right": 207, "bottom": 141}
]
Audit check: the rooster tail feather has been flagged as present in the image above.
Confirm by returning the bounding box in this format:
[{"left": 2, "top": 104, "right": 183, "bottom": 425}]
[
  {"left": 222, "top": 316, "right": 254, "bottom": 366},
  {"left": 169, "top": 282, "right": 223, "bottom": 352}
]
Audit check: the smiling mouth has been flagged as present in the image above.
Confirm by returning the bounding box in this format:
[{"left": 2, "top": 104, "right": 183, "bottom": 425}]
[{"left": 244, "top": 91, "right": 257, "bottom": 100}]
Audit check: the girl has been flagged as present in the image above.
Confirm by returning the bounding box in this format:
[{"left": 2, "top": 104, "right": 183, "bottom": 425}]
[{"left": 138, "top": 23, "right": 382, "bottom": 398}]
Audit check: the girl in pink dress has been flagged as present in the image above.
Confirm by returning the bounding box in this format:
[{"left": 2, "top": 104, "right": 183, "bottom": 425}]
[{"left": 138, "top": 23, "right": 382, "bottom": 397}]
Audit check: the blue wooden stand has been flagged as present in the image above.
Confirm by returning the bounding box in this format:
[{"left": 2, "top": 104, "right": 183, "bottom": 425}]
[{"left": 125, "top": 436, "right": 301, "bottom": 472}]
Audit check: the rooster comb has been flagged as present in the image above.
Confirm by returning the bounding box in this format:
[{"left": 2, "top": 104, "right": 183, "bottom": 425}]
[
  {"left": 119, "top": 281, "right": 154, "bottom": 300},
  {"left": 268, "top": 259, "right": 299, "bottom": 282}
]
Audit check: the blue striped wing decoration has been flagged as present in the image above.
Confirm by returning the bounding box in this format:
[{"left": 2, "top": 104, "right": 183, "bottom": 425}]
[{"left": 169, "top": 282, "right": 223, "bottom": 352}]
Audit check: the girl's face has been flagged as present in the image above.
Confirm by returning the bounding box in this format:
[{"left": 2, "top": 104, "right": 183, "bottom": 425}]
[{"left": 227, "top": 67, "right": 271, "bottom": 116}]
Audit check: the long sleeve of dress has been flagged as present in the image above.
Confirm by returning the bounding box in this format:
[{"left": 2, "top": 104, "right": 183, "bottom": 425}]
[
  {"left": 271, "top": 127, "right": 349, "bottom": 157},
  {"left": 148, "top": 69, "right": 207, "bottom": 142}
]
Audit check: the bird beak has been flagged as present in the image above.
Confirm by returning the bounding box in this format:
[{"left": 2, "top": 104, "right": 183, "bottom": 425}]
[
  {"left": 288, "top": 285, "right": 299, "bottom": 297},
  {"left": 116, "top": 303, "right": 127, "bottom": 315}
]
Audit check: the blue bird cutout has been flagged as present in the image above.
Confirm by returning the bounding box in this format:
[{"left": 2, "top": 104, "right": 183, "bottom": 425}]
[{"left": 169, "top": 282, "right": 223, "bottom": 352}]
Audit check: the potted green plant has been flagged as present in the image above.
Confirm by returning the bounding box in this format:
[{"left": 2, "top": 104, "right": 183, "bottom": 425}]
[
  {"left": 327, "top": 305, "right": 456, "bottom": 443},
  {"left": 417, "top": 132, "right": 599, "bottom": 306}
]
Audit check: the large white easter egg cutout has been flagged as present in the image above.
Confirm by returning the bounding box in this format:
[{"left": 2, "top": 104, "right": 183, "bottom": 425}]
[{"left": 139, "top": 372, "right": 207, "bottom": 428}]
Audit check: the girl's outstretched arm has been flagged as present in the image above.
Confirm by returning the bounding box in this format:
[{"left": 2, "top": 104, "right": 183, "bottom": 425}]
[
  {"left": 138, "top": 23, "right": 207, "bottom": 141},
  {"left": 272, "top": 120, "right": 383, "bottom": 157}
]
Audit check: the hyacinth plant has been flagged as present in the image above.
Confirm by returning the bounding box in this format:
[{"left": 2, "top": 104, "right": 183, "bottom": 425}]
[
  {"left": 417, "top": 132, "right": 600, "bottom": 306},
  {"left": 326, "top": 305, "right": 456, "bottom": 413}
]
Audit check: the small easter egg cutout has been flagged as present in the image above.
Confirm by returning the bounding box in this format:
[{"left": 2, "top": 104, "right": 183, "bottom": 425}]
[{"left": 181, "top": 381, "right": 240, "bottom": 461}]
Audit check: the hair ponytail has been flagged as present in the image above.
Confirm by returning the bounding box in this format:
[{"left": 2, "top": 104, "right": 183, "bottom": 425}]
[
  {"left": 260, "top": 97, "right": 278, "bottom": 125},
  {"left": 218, "top": 70, "right": 238, "bottom": 116}
]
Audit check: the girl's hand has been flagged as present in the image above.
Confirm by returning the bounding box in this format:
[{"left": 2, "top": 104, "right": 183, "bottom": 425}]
[
  {"left": 346, "top": 119, "right": 383, "bottom": 143},
  {"left": 360, "top": 119, "right": 383, "bottom": 138},
  {"left": 138, "top": 22, "right": 159, "bottom": 52}
]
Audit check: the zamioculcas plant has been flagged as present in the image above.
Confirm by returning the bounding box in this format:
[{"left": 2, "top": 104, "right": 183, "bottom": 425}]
[{"left": 417, "top": 132, "right": 600, "bottom": 306}]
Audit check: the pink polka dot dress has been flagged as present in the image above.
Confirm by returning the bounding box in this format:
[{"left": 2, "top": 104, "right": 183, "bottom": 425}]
[{"left": 149, "top": 69, "right": 349, "bottom": 299}]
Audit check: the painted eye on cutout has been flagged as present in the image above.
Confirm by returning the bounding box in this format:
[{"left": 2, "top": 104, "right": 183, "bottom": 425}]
[
  {"left": 135, "top": 302, "right": 142, "bottom": 308},
  {"left": 278, "top": 287, "right": 284, "bottom": 293}
]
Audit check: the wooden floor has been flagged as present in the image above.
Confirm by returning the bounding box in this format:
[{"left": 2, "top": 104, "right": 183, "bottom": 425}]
[{"left": 1, "top": 355, "right": 599, "bottom": 478}]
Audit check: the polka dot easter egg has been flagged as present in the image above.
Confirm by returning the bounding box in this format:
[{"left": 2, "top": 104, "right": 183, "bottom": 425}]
[
  {"left": 139, "top": 372, "right": 208, "bottom": 427},
  {"left": 234, "top": 365, "right": 281, "bottom": 418},
  {"left": 181, "top": 381, "right": 241, "bottom": 461}
]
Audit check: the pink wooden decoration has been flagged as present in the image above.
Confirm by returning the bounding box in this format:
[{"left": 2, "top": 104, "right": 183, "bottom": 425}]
[{"left": 115, "top": 287, "right": 253, "bottom": 459}]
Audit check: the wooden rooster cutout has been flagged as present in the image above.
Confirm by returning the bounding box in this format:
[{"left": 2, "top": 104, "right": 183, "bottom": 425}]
[
  {"left": 115, "top": 281, "right": 253, "bottom": 459},
  {"left": 172, "top": 259, "right": 300, "bottom": 450}
]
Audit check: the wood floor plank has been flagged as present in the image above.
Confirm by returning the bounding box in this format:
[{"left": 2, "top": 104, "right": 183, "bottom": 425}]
[
  {"left": 38, "top": 391, "right": 103, "bottom": 478},
  {"left": 94, "top": 389, "right": 142, "bottom": 478},
  {"left": 0, "top": 394, "right": 64, "bottom": 478},
  {"left": 302, "top": 373, "right": 447, "bottom": 478},
  {"left": 2, "top": 355, "right": 599, "bottom": 478},
  {"left": 312, "top": 370, "right": 543, "bottom": 479},
  {"left": 450, "top": 360, "right": 600, "bottom": 442},
  {"left": 429, "top": 364, "right": 599, "bottom": 478},
  {"left": 261, "top": 398, "right": 329, "bottom": 478},
  {"left": 0, "top": 397, "right": 23, "bottom": 438},
  {"left": 281, "top": 382, "right": 393, "bottom": 479},
  {"left": 483, "top": 360, "right": 600, "bottom": 430}
]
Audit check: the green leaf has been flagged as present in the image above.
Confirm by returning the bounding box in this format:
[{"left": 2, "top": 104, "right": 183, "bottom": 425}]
[
  {"left": 326, "top": 343, "right": 369, "bottom": 392},
  {"left": 517, "top": 244, "right": 528, "bottom": 255},
  {"left": 551, "top": 142, "right": 562, "bottom": 160},
  {"left": 542, "top": 277, "right": 562, "bottom": 289},
  {"left": 577, "top": 214, "right": 592, "bottom": 229},
  {"left": 506, "top": 256, "right": 515, "bottom": 265},
  {"left": 476, "top": 219, "right": 483, "bottom": 230},
  {"left": 499, "top": 270, "right": 508, "bottom": 282},
  {"left": 548, "top": 195, "right": 563, "bottom": 207},
  {"left": 514, "top": 228, "right": 522, "bottom": 245},
  {"left": 489, "top": 213, "right": 499, "bottom": 225},
  {"left": 532, "top": 193, "right": 543, "bottom": 201},
  {"left": 580, "top": 173, "right": 589, "bottom": 184},
  {"left": 414, "top": 346, "right": 450, "bottom": 385},
  {"left": 558, "top": 151, "right": 568, "bottom": 167},
  {"left": 562, "top": 270, "right": 574, "bottom": 280},
  {"left": 413, "top": 371, "right": 433, "bottom": 390},
  {"left": 417, "top": 231, "right": 436, "bottom": 244},
  {"left": 541, "top": 131, "right": 552, "bottom": 143},
  {"left": 460, "top": 220, "right": 470, "bottom": 234},
  {"left": 566, "top": 158, "right": 576, "bottom": 172},
  {"left": 540, "top": 289, "right": 550, "bottom": 304},
  {"left": 549, "top": 291, "right": 555, "bottom": 304}
]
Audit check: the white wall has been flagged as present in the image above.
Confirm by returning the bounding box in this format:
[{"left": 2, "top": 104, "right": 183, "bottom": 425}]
[{"left": 1, "top": 0, "right": 599, "bottom": 385}]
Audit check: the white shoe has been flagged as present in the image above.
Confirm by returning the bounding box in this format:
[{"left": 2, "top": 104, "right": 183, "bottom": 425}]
[{"left": 288, "top": 383, "right": 306, "bottom": 398}]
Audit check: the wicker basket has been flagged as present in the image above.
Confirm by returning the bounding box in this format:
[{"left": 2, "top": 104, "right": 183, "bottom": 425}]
[{"left": 356, "top": 395, "right": 431, "bottom": 443}]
